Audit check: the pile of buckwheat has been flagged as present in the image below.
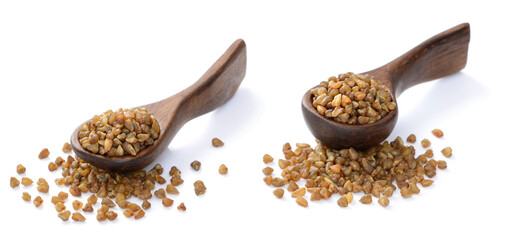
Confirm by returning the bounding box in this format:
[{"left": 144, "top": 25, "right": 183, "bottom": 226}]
[
  {"left": 311, "top": 72, "right": 396, "bottom": 125},
  {"left": 263, "top": 129, "right": 452, "bottom": 208},
  {"left": 10, "top": 137, "right": 229, "bottom": 222}
]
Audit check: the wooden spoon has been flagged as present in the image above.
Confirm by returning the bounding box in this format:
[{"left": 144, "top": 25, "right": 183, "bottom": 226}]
[
  {"left": 302, "top": 23, "right": 470, "bottom": 150},
  {"left": 71, "top": 39, "right": 247, "bottom": 172}
]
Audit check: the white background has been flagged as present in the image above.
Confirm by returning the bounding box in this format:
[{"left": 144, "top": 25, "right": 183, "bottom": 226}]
[{"left": 1, "top": 0, "right": 528, "bottom": 239}]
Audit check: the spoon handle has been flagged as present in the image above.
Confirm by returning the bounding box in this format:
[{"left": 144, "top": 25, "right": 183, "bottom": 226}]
[
  {"left": 175, "top": 39, "right": 247, "bottom": 124},
  {"left": 384, "top": 23, "right": 470, "bottom": 97}
]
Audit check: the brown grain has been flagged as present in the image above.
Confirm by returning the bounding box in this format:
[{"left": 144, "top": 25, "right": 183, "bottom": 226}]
[
  {"left": 291, "top": 188, "right": 306, "bottom": 198},
  {"left": 72, "top": 200, "right": 83, "bottom": 211},
  {"left": 218, "top": 164, "right": 228, "bottom": 175},
  {"left": 378, "top": 196, "right": 390, "bottom": 207},
  {"left": 262, "top": 167, "right": 273, "bottom": 176},
  {"left": 72, "top": 212, "right": 86, "bottom": 222},
  {"left": 359, "top": 195, "right": 372, "bottom": 204},
  {"left": 58, "top": 211, "right": 71, "bottom": 221},
  {"left": 55, "top": 202, "right": 66, "bottom": 212},
  {"left": 406, "top": 134, "right": 416, "bottom": 143},
  {"left": 134, "top": 210, "right": 145, "bottom": 219},
  {"left": 296, "top": 197, "right": 308, "bottom": 207},
  {"left": 142, "top": 200, "right": 151, "bottom": 210},
  {"left": 441, "top": 147, "right": 452, "bottom": 158},
  {"left": 177, "top": 202, "right": 186, "bottom": 211},
  {"left": 22, "top": 192, "right": 31, "bottom": 201},
  {"left": 421, "top": 139, "right": 431, "bottom": 148},
  {"left": 10, "top": 177, "right": 20, "bottom": 188},
  {"left": 337, "top": 195, "right": 348, "bottom": 207},
  {"left": 82, "top": 203, "right": 94, "bottom": 212},
  {"left": 273, "top": 189, "right": 284, "bottom": 198},
  {"left": 62, "top": 142, "right": 72, "bottom": 153},
  {"left": 162, "top": 197, "right": 174, "bottom": 207},
  {"left": 48, "top": 162, "right": 58, "bottom": 171},
  {"left": 16, "top": 164, "right": 26, "bottom": 174},
  {"left": 432, "top": 129, "right": 444, "bottom": 138},
  {"left": 263, "top": 154, "right": 274, "bottom": 164},
  {"left": 21, "top": 177, "right": 33, "bottom": 186},
  {"left": 190, "top": 160, "right": 201, "bottom": 171},
  {"left": 166, "top": 184, "right": 179, "bottom": 195},
  {"left": 33, "top": 196, "right": 43, "bottom": 207},
  {"left": 193, "top": 180, "right": 207, "bottom": 196},
  {"left": 212, "top": 137, "right": 224, "bottom": 147},
  {"left": 38, "top": 148, "right": 50, "bottom": 159}
]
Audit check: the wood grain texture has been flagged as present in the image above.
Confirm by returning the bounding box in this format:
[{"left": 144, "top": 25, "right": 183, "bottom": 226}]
[
  {"left": 302, "top": 23, "right": 470, "bottom": 150},
  {"left": 71, "top": 39, "right": 247, "bottom": 172}
]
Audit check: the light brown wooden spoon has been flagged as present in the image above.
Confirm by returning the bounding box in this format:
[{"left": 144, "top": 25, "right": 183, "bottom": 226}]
[
  {"left": 71, "top": 39, "right": 247, "bottom": 172},
  {"left": 302, "top": 23, "right": 470, "bottom": 150}
]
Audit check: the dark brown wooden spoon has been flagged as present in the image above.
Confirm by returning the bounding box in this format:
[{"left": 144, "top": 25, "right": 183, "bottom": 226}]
[
  {"left": 302, "top": 23, "right": 470, "bottom": 150},
  {"left": 71, "top": 39, "right": 247, "bottom": 172}
]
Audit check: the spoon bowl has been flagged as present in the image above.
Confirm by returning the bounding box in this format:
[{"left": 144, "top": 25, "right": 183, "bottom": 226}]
[
  {"left": 302, "top": 23, "right": 470, "bottom": 150},
  {"left": 71, "top": 39, "right": 247, "bottom": 172}
]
